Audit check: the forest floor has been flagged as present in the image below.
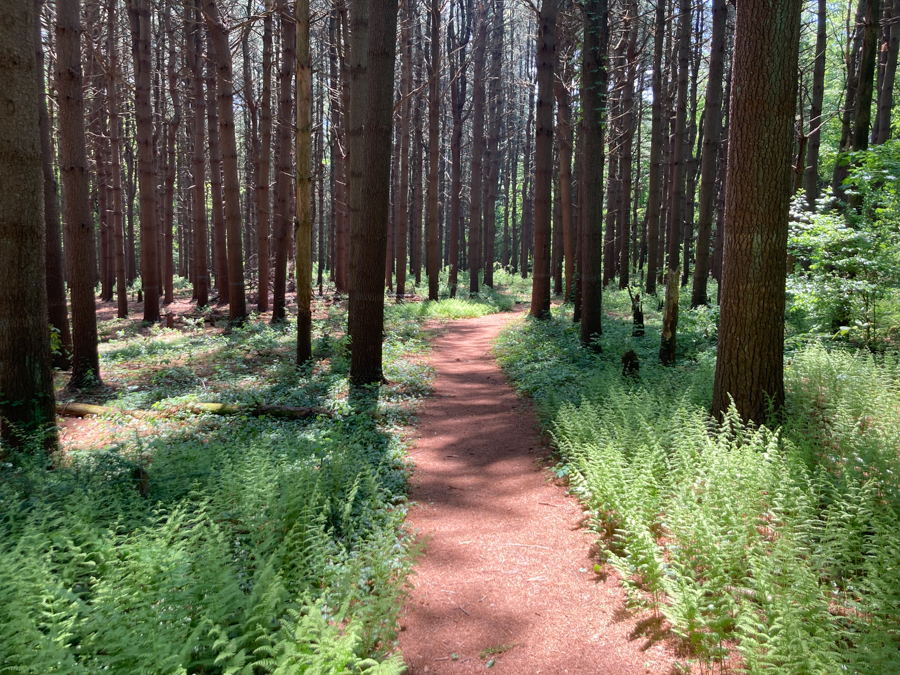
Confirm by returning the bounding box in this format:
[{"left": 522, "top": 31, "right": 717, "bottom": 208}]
[{"left": 398, "top": 307, "right": 679, "bottom": 675}]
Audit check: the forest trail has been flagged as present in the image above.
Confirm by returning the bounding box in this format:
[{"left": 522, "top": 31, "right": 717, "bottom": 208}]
[{"left": 398, "top": 307, "right": 675, "bottom": 675}]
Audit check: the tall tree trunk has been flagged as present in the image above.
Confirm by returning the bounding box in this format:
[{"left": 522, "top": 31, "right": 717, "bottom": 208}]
[
  {"left": 36, "top": 0, "right": 74, "bottom": 363},
  {"left": 108, "top": 0, "right": 127, "bottom": 319},
  {"left": 63, "top": 0, "right": 102, "bottom": 384},
  {"left": 204, "top": 0, "right": 247, "bottom": 323},
  {"left": 580, "top": 0, "right": 609, "bottom": 347},
  {"left": 426, "top": 0, "right": 441, "bottom": 301},
  {"left": 395, "top": 0, "right": 412, "bottom": 299},
  {"left": 804, "top": 0, "right": 827, "bottom": 207},
  {"left": 349, "top": 0, "right": 399, "bottom": 386},
  {"left": 712, "top": 0, "right": 802, "bottom": 423},
  {"left": 448, "top": 0, "right": 470, "bottom": 298},
  {"left": 163, "top": 0, "right": 179, "bottom": 305},
  {"left": 618, "top": 0, "right": 638, "bottom": 291},
  {"left": 875, "top": 0, "right": 899, "bottom": 144},
  {"left": 691, "top": 0, "right": 726, "bottom": 306},
  {"left": 188, "top": 0, "right": 209, "bottom": 306},
  {"left": 271, "top": 0, "right": 295, "bottom": 321},
  {"left": 206, "top": 28, "right": 228, "bottom": 300},
  {"left": 531, "top": 0, "right": 556, "bottom": 318},
  {"left": 483, "top": 0, "right": 503, "bottom": 289},
  {"left": 711, "top": 29, "right": 733, "bottom": 283},
  {"left": 296, "top": 0, "right": 312, "bottom": 361},
  {"left": 0, "top": 0, "right": 57, "bottom": 452},
  {"left": 257, "top": 0, "right": 273, "bottom": 310},
  {"left": 659, "top": 0, "right": 691, "bottom": 366},
  {"left": 468, "top": 5, "right": 487, "bottom": 295},
  {"left": 853, "top": 0, "right": 881, "bottom": 152},
  {"left": 520, "top": 84, "right": 534, "bottom": 279},
  {"left": 346, "top": 0, "right": 370, "bottom": 332},
  {"left": 645, "top": 0, "right": 666, "bottom": 295}
]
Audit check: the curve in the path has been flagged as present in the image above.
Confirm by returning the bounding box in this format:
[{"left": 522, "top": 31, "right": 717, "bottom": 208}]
[{"left": 398, "top": 308, "right": 675, "bottom": 675}]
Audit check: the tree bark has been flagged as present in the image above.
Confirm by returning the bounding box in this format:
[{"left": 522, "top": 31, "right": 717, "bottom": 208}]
[
  {"left": 349, "top": 0, "right": 399, "bottom": 386},
  {"left": 0, "top": 0, "right": 57, "bottom": 453},
  {"left": 875, "top": 0, "right": 899, "bottom": 144},
  {"left": 257, "top": 0, "right": 273, "bottom": 311},
  {"left": 579, "top": 0, "right": 609, "bottom": 347},
  {"left": 62, "top": 0, "right": 102, "bottom": 385},
  {"left": 691, "top": 0, "right": 726, "bottom": 306},
  {"left": 658, "top": 0, "right": 691, "bottom": 366},
  {"left": 396, "top": 0, "right": 412, "bottom": 299},
  {"left": 711, "top": 0, "right": 802, "bottom": 424},
  {"left": 163, "top": 0, "right": 179, "bottom": 305},
  {"left": 426, "top": 0, "right": 441, "bottom": 301},
  {"left": 448, "top": 0, "right": 470, "bottom": 298},
  {"left": 188, "top": 0, "right": 209, "bottom": 306},
  {"left": 531, "top": 0, "right": 557, "bottom": 319},
  {"left": 206, "top": 27, "right": 228, "bottom": 301},
  {"left": 852, "top": 0, "right": 881, "bottom": 152},
  {"left": 35, "top": 0, "right": 74, "bottom": 364},
  {"left": 645, "top": 0, "right": 666, "bottom": 295},
  {"left": 204, "top": 0, "right": 247, "bottom": 323},
  {"left": 618, "top": 0, "right": 638, "bottom": 291},
  {"left": 468, "top": 5, "right": 487, "bottom": 295},
  {"left": 296, "top": 0, "right": 312, "bottom": 362}
]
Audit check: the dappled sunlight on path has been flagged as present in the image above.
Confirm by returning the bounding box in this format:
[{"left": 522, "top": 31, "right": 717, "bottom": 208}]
[{"left": 399, "top": 307, "right": 677, "bottom": 675}]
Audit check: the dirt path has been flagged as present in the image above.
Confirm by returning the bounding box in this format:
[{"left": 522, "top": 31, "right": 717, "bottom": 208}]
[{"left": 398, "top": 308, "right": 676, "bottom": 674}]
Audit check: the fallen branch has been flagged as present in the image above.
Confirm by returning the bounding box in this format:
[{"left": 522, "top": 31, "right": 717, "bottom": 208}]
[
  {"left": 56, "top": 402, "right": 152, "bottom": 419},
  {"left": 57, "top": 401, "right": 332, "bottom": 420}
]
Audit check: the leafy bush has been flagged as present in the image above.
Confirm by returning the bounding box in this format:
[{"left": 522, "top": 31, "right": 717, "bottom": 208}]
[{"left": 788, "top": 140, "right": 900, "bottom": 342}]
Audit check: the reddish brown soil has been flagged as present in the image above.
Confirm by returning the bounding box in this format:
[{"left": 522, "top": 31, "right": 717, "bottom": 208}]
[{"left": 399, "top": 308, "right": 678, "bottom": 675}]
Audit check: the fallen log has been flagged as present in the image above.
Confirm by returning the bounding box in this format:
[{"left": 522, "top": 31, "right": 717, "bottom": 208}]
[
  {"left": 57, "top": 401, "right": 331, "bottom": 420},
  {"left": 56, "top": 402, "right": 152, "bottom": 419}
]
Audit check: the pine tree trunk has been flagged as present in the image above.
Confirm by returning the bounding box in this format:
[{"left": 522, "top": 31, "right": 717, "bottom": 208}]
[
  {"left": 349, "top": 0, "right": 399, "bottom": 386},
  {"left": 483, "top": 1, "right": 503, "bottom": 289},
  {"left": 468, "top": 6, "right": 487, "bottom": 295},
  {"left": 411, "top": 14, "right": 425, "bottom": 288},
  {"left": 346, "top": 0, "right": 370, "bottom": 330},
  {"left": 853, "top": 0, "right": 881, "bottom": 152},
  {"left": 205, "top": 26, "right": 227, "bottom": 301},
  {"left": 645, "top": 0, "right": 666, "bottom": 295},
  {"left": 62, "top": 0, "right": 102, "bottom": 384},
  {"left": 875, "top": 0, "right": 899, "bottom": 144},
  {"left": 712, "top": 0, "right": 802, "bottom": 423},
  {"left": 188, "top": 0, "right": 209, "bottom": 306},
  {"left": 530, "top": 0, "right": 556, "bottom": 318},
  {"left": 296, "top": 0, "right": 312, "bottom": 362},
  {"left": 520, "top": 87, "right": 534, "bottom": 279},
  {"left": 271, "top": 0, "right": 295, "bottom": 322},
  {"left": 658, "top": 0, "right": 691, "bottom": 366},
  {"left": 204, "top": 0, "right": 247, "bottom": 323},
  {"left": 691, "top": 0, "right": 726, "bottom": 306},
  {"left": 395, "top": 0, "right": 412, "bottom": 300},
  {"left": 619, "top": 0, "right": 638, "bottom": 291},
  {"left": 580, "top": 0, "right": 609, "bottom": 347},
  {"left": 426, "top": 0, "right": 441, "bottom": 301},
  {"left": 163, "top": 0, "right": 179, "bottom": 305},
  {"left": 36, "top": 0, "right": 74, "bottom": 363},
  {"left": 448, "top": 1, "right": 469, "bottom": 298},
  {"left": 257, "top": 1, "right": 273, "bottom": 310},
  {"left": 0, "top": 0, "right": 57, "bottom": 452}
]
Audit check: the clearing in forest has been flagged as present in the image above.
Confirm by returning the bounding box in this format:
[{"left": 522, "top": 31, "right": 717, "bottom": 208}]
[{"left": 399, "top": 307, "right": 676, "bottom": 674}]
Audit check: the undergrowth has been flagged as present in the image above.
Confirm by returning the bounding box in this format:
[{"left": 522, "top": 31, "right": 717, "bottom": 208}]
[
  {"left": 1, "top": 285, "right": 510, "bottom": 674},
  {"left": 495, "top": 290, "right": 900, "bottom": 674}
]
